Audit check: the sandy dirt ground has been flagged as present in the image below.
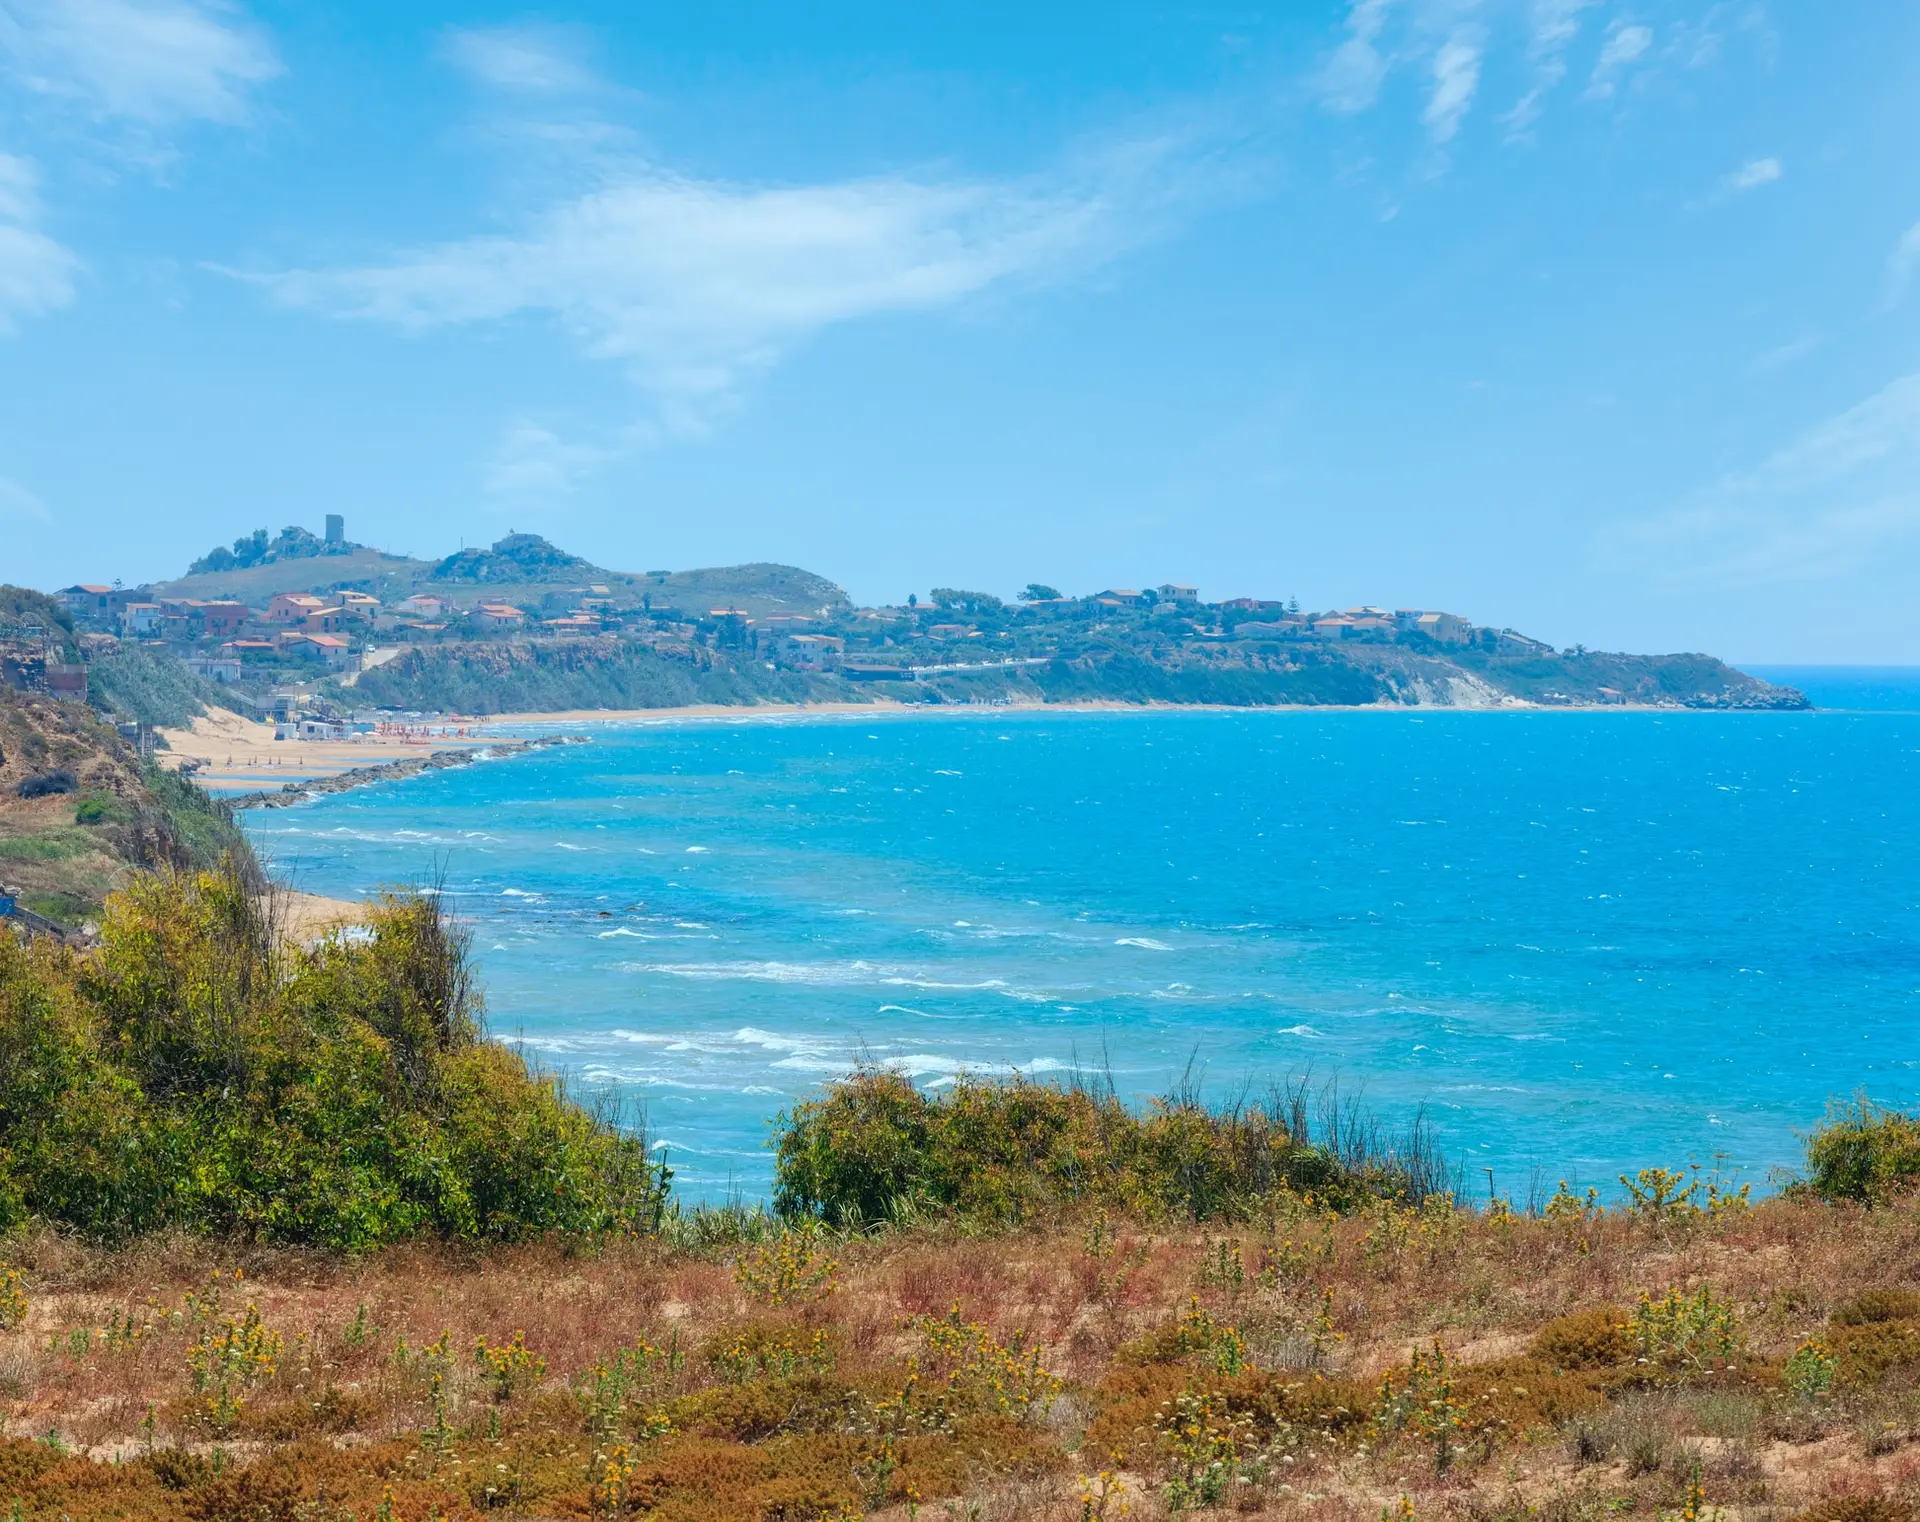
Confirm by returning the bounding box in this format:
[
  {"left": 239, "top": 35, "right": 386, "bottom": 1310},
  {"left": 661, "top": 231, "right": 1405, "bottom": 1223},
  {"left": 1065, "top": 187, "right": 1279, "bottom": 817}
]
[
  {"left": 157, "top": 708, "right": 495, "bottom": 789},
  {"left": 273, "top": 888, "right": 370, "bottom": 942}
]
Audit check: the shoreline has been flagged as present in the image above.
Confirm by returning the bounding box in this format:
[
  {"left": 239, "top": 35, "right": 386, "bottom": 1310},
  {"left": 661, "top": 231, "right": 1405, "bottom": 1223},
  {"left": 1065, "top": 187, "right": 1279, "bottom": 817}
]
[
  {"left": 210, "top": 694, "right": 1814, "bottom": 816},
  {"left": 220, "top": 734, "right": 583, "bottom": 810},
  {"left": 469, "top": 695, "right": 1785, "bottom": 730}
]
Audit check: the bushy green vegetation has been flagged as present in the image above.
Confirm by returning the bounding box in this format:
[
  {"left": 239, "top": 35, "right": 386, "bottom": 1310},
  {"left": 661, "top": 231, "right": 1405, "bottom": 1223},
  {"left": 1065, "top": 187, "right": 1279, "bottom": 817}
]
[
  {"left": 351, "top": 640, "right": 828, "bottom": 714},
  {"left": 0, "top": 863, "right": 669, "bottom": 1249},
  {"left": 137, "top": 760, "right": 254, "bottom": 873},
  {"left": 1802, "top": 1096, "right": 1920, "bottom": 1205},
  {"left": 86, "top": 645, "right": 223, "bottom": 728},
  {"left": 1029, "top": 652, "right": 1382, "bottom": 706},
  {"left": 771, "top": 1069, "right": 1442, "bottom": 1226}
]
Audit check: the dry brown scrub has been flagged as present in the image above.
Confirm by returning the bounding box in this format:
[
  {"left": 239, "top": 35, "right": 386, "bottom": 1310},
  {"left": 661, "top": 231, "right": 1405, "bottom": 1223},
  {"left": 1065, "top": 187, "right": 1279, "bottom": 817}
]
[{"left": 3, "top": 1190, "right": 1920, "bottom": 1522}]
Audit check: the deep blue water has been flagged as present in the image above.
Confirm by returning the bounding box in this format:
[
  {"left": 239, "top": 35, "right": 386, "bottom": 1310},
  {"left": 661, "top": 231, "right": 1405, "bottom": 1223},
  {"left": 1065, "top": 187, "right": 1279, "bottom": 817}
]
[
  {"left": 1749, "top": 666, "right": 1920, "bottom": 713},
  {"left": 244, "top": 692, "right": 1920, "bottom": 1203}
]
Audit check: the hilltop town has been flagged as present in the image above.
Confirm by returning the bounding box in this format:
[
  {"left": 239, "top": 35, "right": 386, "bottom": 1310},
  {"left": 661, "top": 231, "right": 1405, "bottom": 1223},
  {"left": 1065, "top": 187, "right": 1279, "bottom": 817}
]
[{"left": 8, "top": 521, "right": 1806, "bottom": 729}]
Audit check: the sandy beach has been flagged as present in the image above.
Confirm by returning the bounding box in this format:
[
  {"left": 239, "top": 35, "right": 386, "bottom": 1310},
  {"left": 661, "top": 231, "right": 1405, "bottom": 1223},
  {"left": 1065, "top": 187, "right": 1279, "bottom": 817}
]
[
  {"left": 275, "top": 889, "right": 370, "bottom": 942},
  {"left": 158, "top": 708, "right": 497, "bottom": 791}
]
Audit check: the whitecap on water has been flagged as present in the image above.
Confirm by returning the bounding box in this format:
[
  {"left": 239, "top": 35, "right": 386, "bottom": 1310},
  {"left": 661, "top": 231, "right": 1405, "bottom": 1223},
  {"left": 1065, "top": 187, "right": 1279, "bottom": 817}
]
[
  {"left": 770, "top": 1053, "right": 851, "bottom": 1073},
  {"left": 1278, "top": 1024, "right": 1324, "bottom": 1038},
  {"left": 732, "top": 1026, "right": 827, "bottom": 1053},
  {"left": 1114, "top": 937, "right": 1174, "bottom": 951}
]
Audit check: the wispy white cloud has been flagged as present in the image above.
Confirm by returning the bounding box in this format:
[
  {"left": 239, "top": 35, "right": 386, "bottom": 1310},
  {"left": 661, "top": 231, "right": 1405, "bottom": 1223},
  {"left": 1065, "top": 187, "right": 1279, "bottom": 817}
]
[
  {"left": 1747, "top": 333, "right": 1820, "bottom": 374},
  {"left": 1585, "top": 21, "right": 1652, "bottom": 99},
  {"left": 1754, "top": 372, "right": 1920, "bottom": 493},
  {"left": 1606, "top": 372, "right": 1920, "bottom": 583},
  {"left": 1887, "top": 221, "right": 1920, "bottom": 305},
  {"left": 1318, "top": 0, "right": 1395, "bottom": 114},
  {"left": 483, "top": 421, "right": 610, "bottom": 495},
  {"left": 1720, "top": 155, "right": 1781, "bottom": 193},
  {"left": 1503, "top": 0, "right": 1598, "bottom": 137},
  {"left": 441, "top": 23, "right": 599, "bottom": 96},
  {"left": 252, "top": 133, "right": 1205, "bottom": 430},
  {"left": 0, "top": 0, "right": 279, "bottom": 125},
  {"left": 0, "top": 151, "right": 76, "bottom": 329},
  {"left": 1423, "top": 30, "right": 1482, "bottom": 145}
]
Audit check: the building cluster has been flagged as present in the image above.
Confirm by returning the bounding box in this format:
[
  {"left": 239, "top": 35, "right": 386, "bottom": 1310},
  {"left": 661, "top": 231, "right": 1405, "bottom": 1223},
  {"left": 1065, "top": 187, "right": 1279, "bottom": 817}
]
[
  {"left": 40, "top": 510, "right": 1547, "bottom": 711},
  {"left": 60, "top": 583, "right": 371, "bottom": 675},
  {"left": 51, "top": 519, "right": 653, "bottom": 685}
]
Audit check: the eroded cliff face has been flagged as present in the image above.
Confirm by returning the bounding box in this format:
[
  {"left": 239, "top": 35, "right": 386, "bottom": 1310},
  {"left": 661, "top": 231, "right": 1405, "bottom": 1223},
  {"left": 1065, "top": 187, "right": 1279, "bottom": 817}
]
[{"left": 0, "top": 690, "right": 252, "bottom": 929}]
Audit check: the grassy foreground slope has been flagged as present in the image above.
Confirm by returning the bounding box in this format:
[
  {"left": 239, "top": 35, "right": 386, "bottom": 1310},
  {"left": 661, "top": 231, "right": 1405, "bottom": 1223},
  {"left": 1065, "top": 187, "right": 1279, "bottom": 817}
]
[{"left": 3, "top": 868, "right": 1920, "bottom": 1520}]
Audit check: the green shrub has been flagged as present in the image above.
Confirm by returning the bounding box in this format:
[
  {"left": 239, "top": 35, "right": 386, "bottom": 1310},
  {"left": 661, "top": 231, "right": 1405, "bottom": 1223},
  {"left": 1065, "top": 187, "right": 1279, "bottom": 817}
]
[
  {"left": 0, "top": 860, "right": 670, "bottom": 1250},
  {"left": 1832, "top": 1290, "right": 1920, "bottom": 1326},
  {"left": 770, "top": 1069, "right": 1433, "bottom": 1227},
  {"left": 86, "top": 645, "right": 220, "bottom": 728},
  {"left": 1530, "top": 1308, "right": 1631, "bottom": 1370},
  {"left": 1804, "top": 1098, "right": 1920, "bottom": 1205}
]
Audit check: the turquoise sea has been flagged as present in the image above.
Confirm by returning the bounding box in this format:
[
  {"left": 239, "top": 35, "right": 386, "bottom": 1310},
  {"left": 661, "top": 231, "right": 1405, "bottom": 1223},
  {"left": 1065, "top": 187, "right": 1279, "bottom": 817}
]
[{"left": 243, "top": 673, "right": 1920, "bottom": 1204}]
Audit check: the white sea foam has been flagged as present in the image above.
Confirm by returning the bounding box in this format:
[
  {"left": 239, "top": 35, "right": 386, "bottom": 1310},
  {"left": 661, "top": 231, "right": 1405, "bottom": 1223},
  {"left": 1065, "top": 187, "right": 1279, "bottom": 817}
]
[
  {"left": 885, "top": 1053, "right": 967, "bottom": 1078},
  {"left": 504, "top": 1035, "right": 579, "bottom": 1053},
  {"left": 732, "top": 1026, "right": 826, "bottom": 1053},
  {"left": 685, "top": 846, "right": 709, "bottom": 853},
  {"left": 1115, "top": 937, "right": 1174, "bottom": 950},
  {"left": 620, "top": 959, "right": 1011, "bottom": 993},
  {"left": 1278, "top": 1024, "right": 1324, "bottom": 1038},
  {"left": 770, "top": 1053, "right": 849, "bottom": 1073}
]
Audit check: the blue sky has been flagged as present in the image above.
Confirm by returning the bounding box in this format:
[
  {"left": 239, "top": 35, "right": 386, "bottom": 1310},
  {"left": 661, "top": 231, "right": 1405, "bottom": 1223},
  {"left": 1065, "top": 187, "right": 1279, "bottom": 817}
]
[{"left": 1, "top": 1, "right": 1916, "bottom": 661}]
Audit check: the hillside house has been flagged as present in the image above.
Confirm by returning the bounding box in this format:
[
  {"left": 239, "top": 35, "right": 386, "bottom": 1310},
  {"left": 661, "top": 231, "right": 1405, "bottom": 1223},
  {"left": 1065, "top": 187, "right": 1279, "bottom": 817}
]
[
  {"left": 475, "top": 603, "right": 526, "bottom": 629},
  {"left": 1158, "top": 584, "right": 1200, "bottom": 605},
  {"left": 44, "top": 664, "right": 87, "bottom": 702},
  {"left": 299, "top": 607, "right": 348, "bottom": 634},
  {"left": 338, "top": 592, "right": 381, "bottom": 621},
  {"left": 396, "top": 594, "right": 447, "bottom": 618},
  {"left": 120, "top": 603, "right": 163, "bottom": 636},
  {"left": 1221, "top": 597, "right": 1286, "bottom": 614},
  {"left": 1414, "top": 612, "right": 1473, "bottom": 643},
  {"left": 1312, "top": 616, "right": 1358, "bottom": 638},
  {"left": 60, "top": 585, "right": 116, "bottom": 619},
  {"left": 197, "top": 602, "right": 252, "bottom": 636},
  {"left": 185, "top": 656, "right": 243, "bottom": 684},
  {"left": 780, "top": 633, "right": 846, "bottom": 671},
  {"left": 268, "top": 593, "right": 329, "bottom": 624},
  {"left": 276, "top": 632, "right": 352, "bottom": 670},
  {"left": 1097, "top": 589, "right": 1147, "bottom": 607}
]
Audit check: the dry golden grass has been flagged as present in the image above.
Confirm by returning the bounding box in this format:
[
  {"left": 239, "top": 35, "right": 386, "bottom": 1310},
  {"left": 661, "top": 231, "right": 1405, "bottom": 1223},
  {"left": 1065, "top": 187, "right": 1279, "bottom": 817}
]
[{"left": 4, "top": 1190, "right": 1920, "bottom": 1521}]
